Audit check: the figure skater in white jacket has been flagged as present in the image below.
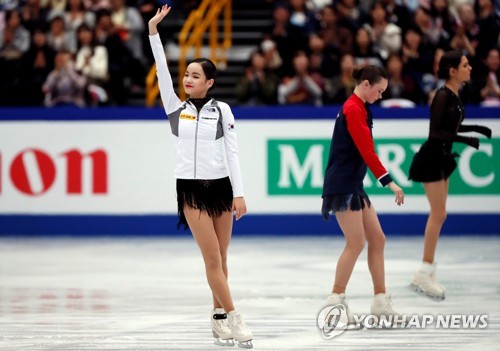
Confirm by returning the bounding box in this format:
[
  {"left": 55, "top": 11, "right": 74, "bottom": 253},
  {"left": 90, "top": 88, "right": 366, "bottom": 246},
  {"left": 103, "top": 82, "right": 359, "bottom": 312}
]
[{"left": 149, "top": 5, "right": 253, "bottom": 349}]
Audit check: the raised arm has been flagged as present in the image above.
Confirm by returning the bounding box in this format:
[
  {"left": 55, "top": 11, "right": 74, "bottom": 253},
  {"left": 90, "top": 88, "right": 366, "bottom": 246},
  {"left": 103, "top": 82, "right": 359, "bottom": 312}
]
[{"left": 148, "top": 6, "right": 182, "bottom": 115}]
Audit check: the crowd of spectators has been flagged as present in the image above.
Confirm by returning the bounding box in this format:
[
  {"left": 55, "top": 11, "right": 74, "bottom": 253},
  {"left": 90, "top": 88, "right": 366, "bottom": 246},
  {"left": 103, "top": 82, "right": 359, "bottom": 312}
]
[
  {"left": 236, "top": 0, "right": 499, "bottom": 106},
  {"left": 0, "top": 0, "right": 498, "bottom": 107},
  {"left": 0, "top": 0, "right": 196, "bottom": 106}
]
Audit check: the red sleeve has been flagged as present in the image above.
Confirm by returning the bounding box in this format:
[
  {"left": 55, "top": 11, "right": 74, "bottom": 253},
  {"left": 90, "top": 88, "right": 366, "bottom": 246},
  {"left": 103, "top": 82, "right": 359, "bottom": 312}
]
[{"left": 345, "top": 104, "right": 391, "bottom": 184}]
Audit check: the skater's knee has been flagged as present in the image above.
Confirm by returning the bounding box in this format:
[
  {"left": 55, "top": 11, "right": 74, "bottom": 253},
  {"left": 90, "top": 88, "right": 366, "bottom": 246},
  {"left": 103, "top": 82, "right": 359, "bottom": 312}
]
[
  {"left": 346, "top": 239, "right": 365, "bottom": 254},
  {"left": 430, "top": 209, "right": 447, "bottom": 224},
  {"left": 203, "top": 252, "right": 223, "bottom": 271},
  {"left": 220, "top": 251, "right": 228, "bottom": 265},
  {"left": 367, "top": 232, "right": 385, "bottom": 249}
]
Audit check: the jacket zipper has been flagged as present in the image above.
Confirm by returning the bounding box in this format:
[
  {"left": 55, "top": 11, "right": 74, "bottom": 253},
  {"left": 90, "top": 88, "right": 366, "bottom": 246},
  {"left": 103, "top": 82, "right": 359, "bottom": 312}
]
[{"left": 193, "top": 106, "right": 200, "bottom": 178}]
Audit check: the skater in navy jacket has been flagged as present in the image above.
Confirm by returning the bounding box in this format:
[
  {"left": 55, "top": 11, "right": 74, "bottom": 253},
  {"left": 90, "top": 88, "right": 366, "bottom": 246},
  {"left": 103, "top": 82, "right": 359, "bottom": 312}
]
[{"left": 322, "top": 65, "right": 405, "bottom": 326}]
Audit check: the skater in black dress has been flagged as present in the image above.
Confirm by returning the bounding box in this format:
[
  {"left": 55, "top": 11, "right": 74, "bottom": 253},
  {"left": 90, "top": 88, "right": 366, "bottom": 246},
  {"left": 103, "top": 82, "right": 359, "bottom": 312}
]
[{"left": 408, "top": 50, "right": 491, "bottom": 301}]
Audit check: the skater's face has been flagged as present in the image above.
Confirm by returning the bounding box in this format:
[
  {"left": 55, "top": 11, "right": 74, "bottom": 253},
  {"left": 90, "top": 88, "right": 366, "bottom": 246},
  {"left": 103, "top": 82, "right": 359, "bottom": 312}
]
[
  {"left": 183, "top": 63, "right": 214, "bottom": 98},
  {"left": 451, "top": 56, "right": 472, "bottom": 84},
  {"left": 362, "top": 78, "right": 388, "bottom": 104}
]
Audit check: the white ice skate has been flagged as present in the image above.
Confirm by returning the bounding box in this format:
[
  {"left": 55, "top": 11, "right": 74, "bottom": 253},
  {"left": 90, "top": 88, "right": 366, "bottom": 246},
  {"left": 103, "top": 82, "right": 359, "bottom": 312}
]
[
  {"left": 228, "top": 310, "right": 253, "bottom": 349},
  {"left": 211, "top": 308, "right": 235, "bottom": 347},
  {"left": 410, "top": 262, "right": 446, "bottom": 301},
  {"left": 326, "top": 293, "right": 362, "bottom": 330},
  {"left": 370, "top": 293, "right": 406, "bottom": 328}
]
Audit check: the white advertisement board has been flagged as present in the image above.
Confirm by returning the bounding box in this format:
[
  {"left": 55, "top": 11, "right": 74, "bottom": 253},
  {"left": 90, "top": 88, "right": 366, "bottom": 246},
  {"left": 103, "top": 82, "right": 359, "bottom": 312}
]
[{"left": 0, "top": 120, "right": 499, "bottom": 214}]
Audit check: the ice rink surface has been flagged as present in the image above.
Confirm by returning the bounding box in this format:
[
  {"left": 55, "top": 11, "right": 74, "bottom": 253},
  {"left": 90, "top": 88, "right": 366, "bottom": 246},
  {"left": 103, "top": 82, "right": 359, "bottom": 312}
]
[{"left": 1, "top": 235, "right": 499, "bottom": 351}]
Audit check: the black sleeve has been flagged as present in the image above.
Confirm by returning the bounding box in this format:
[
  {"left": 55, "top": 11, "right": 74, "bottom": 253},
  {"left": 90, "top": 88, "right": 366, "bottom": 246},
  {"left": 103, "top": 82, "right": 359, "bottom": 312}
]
[
  {"left": 429, "top": 89, "right": 475, "bottom": 145},
  {"left": 458, "top": 124, "right": 492, "bottom": 138}
]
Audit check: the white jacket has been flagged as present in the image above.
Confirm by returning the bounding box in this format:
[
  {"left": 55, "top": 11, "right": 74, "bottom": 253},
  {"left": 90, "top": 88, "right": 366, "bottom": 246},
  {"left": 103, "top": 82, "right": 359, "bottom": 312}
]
[{"left": 149, "top": 34, "right": 244, "bottom": 197}]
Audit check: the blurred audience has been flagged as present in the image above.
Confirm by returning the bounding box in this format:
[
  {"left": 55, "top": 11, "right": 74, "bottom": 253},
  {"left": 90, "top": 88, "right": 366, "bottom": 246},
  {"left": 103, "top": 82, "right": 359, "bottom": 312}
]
[
  {"left": 236, "top": 50, "right": 279, "bottom": 105},
  {"left": 278, "top": 50, "right": 324, "bottom": 106},
  {"left": 43, "top": 49, "right": 86, "bottom": 107},
  {"left": 0, "top": 0, "right": 498, "bottom": 106},
  {"left": 22, "top": 27, "right": 55, "bottom": 105},
  {"left": 478, "top": 48, "right": 500, "bottom": 106}
]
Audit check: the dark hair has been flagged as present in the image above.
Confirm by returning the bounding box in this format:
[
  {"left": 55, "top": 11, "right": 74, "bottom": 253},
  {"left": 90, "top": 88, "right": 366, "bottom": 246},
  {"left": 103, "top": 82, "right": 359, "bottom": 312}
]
[
  {"left": 189, "top": 58, "right": 217, "bottom": 81},
  {"left": 5, "top": 9, "right": 21, "bottom": 24},
  {"left": 76, "top": 23, "right": 96, "bottom": 50},
  {"left": 437, "top": 50, "right": 463, "bottom": 79},
  {"left": 246, "top": 49, "right": 265, "bottom": 68},
  {"left": 95, "top": 9, "right": 112, "bottom": 23},
  {"left": 369, "top": 1, "right": 389, "bottom": 24},
  {"left": 66, "top": 0, "right": 85, "bottom": 12},
  {"left": 352, "top": 65, "right": 388, "bottom": 85},
  {"left": 406, "top": 24, "right": 423, "bottom": 37}
]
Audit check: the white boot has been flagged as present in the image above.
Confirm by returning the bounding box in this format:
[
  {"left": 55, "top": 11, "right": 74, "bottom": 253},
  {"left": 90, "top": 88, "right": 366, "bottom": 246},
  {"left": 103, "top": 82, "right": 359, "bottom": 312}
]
[
  {"left": 410, "top": 262, "right": 446, "bottom": 301},
  {"left": 326, "top": 293, "right": 360, "bottom": 330},
  {"left": 211, "top": 308, "right": 234, "bottom": 347},
  {"left": 371, "top": 293, "right": 399, "bottom": 316},
  {"left": 228, "top": 310, "right": 253, "bottom": 349},
  {"left": 370, "top": 293, "right": 406, "bottom": 327}
]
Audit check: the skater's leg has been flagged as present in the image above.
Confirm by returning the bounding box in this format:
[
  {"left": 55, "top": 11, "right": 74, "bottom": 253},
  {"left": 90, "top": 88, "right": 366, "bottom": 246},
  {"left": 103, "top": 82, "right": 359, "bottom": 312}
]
[
  {"left": 212, "top": 211, "right": 233, "bottom": 310},
  {"left": 184, "top": 206, "right": 235, "bottom": 312},
  {"left": 422, "top": 179, "right": 448, "bottom": 264},
  {"left": 361, "top": 203, "right": 401, "bottom": 317},
  {"left": 410, "top": 180, "right": 448, "bottom": 300},
  {"left": 211, "top": 211, "right": 253, "bottom": 347},
  {"left": 333, "top": 210, "right": 365, "bottom": 294},
  {"left": 362, "top": 203, "right": 386, "bottom": 295}
]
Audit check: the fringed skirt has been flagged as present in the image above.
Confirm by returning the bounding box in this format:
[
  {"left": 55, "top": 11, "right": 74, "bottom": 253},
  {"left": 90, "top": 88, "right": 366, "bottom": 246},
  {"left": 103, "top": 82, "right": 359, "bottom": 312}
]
[
  {"left": 409, "top": 139, "right": 458, "bottom": 182},
  {"left": 321, "top": 193, "right": 371, "bottom": 220},
  {"left": 176, "top": 177, "right": 233, "bottom": 230}
]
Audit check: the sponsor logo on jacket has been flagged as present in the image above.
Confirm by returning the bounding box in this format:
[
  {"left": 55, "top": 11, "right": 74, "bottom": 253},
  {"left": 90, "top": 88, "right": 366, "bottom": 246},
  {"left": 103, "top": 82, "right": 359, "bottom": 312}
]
[{"left": 180, "top": 113, "right": 196, "bottom": 120}]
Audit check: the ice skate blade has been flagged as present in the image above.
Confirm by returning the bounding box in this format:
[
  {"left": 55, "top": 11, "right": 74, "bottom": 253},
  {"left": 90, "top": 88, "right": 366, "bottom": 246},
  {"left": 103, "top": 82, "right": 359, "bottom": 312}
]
[
  {"left": 236, "top": 340, "right": 253, "bottom": 349},
  {"left": 214, "top": 337, "right": 235, "bottom": 347},
  {"left": 408, "top": 283, "right": 445, "bottom": 302}
]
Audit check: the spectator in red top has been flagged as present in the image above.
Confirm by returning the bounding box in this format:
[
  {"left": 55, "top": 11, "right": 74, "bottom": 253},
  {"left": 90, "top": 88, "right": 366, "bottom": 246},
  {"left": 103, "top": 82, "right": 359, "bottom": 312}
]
[{"left": 321, "top": 65, "right": 405, "bottom": 327}]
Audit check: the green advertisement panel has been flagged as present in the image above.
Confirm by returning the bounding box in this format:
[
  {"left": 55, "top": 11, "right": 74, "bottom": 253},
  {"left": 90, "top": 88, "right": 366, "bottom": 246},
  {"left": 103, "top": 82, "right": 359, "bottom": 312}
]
[{"left": 268, "top": 138, "right": 499, "bottom": 195}]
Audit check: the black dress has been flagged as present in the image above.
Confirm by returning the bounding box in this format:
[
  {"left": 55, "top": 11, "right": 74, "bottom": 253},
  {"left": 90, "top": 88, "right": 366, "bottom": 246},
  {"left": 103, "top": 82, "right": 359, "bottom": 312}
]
[{"left": 409, "top": 86, "right": 485, "bottom": 182}]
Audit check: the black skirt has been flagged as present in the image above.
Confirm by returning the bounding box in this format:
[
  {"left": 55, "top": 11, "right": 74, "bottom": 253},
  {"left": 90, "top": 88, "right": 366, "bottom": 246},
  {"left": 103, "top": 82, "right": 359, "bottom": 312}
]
[
  {"left": 321, "top": 193, "right": 371, "bottom": 220},
  {"left": 176, "top": 177, "right": 233, "bottom": 230},
  {"left": 409, "top": 139, "right": 458, "bottom": 183}
]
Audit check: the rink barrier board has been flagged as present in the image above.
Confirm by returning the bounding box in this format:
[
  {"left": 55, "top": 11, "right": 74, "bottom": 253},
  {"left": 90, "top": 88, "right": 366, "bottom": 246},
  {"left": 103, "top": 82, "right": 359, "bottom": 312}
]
[
  {"left": 0, "top": 214, "right": 498, "bottom": 236},
  {"left": 1, "top": 107, "right": 499, "bottom": 236}
]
